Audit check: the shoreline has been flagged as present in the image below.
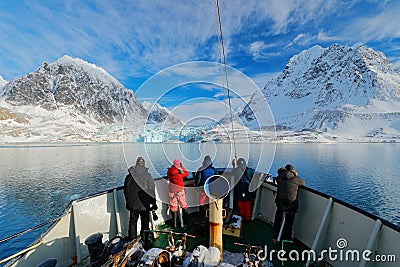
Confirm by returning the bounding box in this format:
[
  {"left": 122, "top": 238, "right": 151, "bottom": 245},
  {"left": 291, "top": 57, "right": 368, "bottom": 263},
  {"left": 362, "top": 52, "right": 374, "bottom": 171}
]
[{"left": 0, "top": 140, "right": 399, "bottom": 148}]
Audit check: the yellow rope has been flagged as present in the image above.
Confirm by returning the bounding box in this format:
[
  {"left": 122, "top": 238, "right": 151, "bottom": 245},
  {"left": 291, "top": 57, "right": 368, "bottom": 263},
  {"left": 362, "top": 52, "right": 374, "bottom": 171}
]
[{"left": 0, "top": 240, "right": 43, "bottom": 264}]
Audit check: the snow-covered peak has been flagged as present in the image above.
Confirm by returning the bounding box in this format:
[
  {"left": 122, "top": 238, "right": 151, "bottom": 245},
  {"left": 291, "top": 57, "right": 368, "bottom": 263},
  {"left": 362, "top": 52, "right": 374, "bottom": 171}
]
[
  {"left": 48, "top": 55, "right": 122, "bottom": 88},
  {"left": 237, "top": 43, "right": 400, "bottom": 141},
  {"left": 1, "top": 55, "right": 147, "bottom": 124},
  {"left": 142, "top": 101, "right": 155, "bottom": 110},
  {"left": 265, "top": 44, "right": 400, "bottom": 104},
  {"left": 0, "top": 74, "right": 7, "bottom": 92},
  {"left": 0, "top": 75, "right": 6, "bottom": 87},
  {"left": 286, "top": 45, "right": 324, "bottom": 68},
  {"left": 142, "top": 101, "right": 183, "bottom": 126},
  {"left": 354, "top": 45, "right": 395, "bottom": 72},
  {"left": 265, "top": 45, "right": 324, "bottom": 97}
]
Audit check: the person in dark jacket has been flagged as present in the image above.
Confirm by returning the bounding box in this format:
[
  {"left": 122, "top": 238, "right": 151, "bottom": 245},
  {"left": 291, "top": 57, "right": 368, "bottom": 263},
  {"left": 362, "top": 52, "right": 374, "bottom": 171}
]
[
  {"left": 273, "top": 164, "right": 305, "bottom": 241},
  {"left": 232, "top": 158, "right": 256, "bottom": 220},
  {"left": 123, "top": 157, "right": 157, "bottom": 247},
  {"left": 195, "top": 155, "right": 217, "bottom": 225}
]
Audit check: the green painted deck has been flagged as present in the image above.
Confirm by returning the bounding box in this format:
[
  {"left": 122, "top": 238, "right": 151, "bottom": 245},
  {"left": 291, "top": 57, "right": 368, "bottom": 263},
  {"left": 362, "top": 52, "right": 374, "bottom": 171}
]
[{"left": 152, "top": 212, "right": 313, "bottom": 267}]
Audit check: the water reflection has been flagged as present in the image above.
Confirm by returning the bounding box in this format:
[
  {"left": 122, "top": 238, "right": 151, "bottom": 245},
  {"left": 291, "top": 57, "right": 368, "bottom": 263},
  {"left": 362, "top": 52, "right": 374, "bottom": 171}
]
[{"left": 0, "top": 143, "right": 399, "bottom": 263}]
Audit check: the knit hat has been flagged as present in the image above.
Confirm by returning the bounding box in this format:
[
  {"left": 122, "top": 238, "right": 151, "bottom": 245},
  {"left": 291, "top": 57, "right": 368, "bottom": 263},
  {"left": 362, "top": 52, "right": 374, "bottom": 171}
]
[
  {"left": 203, "top": 155, "right": 212, "bottom": 166},
  {"left": 285, "top": 164, "right": 294, "bottom": 171},
  {"left": 285, "top": 164, "right": 298, "bottom": 176},
  {"left": 173, "top": 159, "right": 181, "bottom": 166},
  {"left": 277, "top": 167, "right": 286, "bottom": 174}
]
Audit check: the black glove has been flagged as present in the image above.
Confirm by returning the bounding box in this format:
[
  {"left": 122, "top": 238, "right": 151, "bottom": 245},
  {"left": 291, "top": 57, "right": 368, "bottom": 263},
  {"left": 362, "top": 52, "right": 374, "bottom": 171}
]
[{"left": 151, "top": 210, "right": 158, "bottom": 221}]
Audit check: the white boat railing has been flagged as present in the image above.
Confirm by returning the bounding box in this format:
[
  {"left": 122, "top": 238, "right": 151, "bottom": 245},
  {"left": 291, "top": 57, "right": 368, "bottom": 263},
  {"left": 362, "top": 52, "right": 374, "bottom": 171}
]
[
  {"left": 254, "top": 181, "right": 400, "bottom": 267},
  {"left": 4, "top": 174, "right": 400, "bottom": 267}
]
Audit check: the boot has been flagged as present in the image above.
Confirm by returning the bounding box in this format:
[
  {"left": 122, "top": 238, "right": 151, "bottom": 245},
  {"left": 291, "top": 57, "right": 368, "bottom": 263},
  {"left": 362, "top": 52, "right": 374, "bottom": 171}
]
[
  {"left": 199, "top": 206, "right": 208, "bottom": 226},
  {"left": 172, "top": 211, "right": 178, "bottom": 228},
  {"left": 182, "top": 209, "right": 188, "bottom": 224},
  {"left": 128, "top": 211, "right": 138, "bottom": 241},
  {"left": 141, "top": 230, "right": 152, "bottom": 250}
]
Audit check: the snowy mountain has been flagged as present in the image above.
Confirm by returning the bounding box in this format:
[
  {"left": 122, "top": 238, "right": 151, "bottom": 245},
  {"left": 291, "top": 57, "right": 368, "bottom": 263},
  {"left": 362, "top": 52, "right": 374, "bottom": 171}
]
[
  {"left": 142, "top": 101, "right": 183, "bottom": 126},
  {"left": 0, "top": 75, "right": 6, "bottom": 92},
  {"left": 235, "top": 44, "right": 400, "bottom": 142},
  {"left": 2, "top": 44, "right": 400, "bottom": 143},
  {"left": 0, "top": 56, "right": 149, "bottom": 142},
  {"left": 3, "top": 56, "right": 147, "bottom": 123}
]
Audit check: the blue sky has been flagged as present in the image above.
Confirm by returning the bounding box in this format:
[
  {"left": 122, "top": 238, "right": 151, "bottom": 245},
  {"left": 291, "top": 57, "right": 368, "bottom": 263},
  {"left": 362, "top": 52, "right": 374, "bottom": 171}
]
[{"left": 1, "top": 0, "right": 399, "bottom": 123}]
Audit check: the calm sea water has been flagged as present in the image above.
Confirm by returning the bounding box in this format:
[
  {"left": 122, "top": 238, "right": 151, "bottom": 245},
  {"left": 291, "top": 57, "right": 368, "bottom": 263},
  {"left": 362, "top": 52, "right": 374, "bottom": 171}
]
[{"left": 0, "top": 143, "right": 399, "bottom": 263}]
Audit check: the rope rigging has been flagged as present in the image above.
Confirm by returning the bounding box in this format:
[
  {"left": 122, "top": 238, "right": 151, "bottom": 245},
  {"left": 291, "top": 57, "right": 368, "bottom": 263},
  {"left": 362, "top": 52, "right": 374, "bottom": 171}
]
[{"left": 213, "top": 0, "right": 238, "bottom": 163}]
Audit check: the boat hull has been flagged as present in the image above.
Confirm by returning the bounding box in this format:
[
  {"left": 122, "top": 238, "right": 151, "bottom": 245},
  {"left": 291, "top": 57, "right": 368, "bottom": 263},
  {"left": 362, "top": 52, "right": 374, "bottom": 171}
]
[{"left": 6, "top": 178, "right": 400, "bottom": 267}]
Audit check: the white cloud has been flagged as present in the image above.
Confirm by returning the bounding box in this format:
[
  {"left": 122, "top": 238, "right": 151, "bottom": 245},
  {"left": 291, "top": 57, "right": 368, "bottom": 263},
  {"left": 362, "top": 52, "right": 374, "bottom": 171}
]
[
  {"left": 0, "top": 0, "right": 399, "bottom": 107},
  {"left": 0, "top": 0, "right": 345, "bottom": 79},
  {"left": 285, "top": 33, "right": 314, "bottom": 48},
  {"left": 393, "top": 58, "right": 400, "bottom": 69},
  {"left": 317, "top": 31, "right": 342, "bottom": 42},
  {"left": 169, "top": 98, "right": 227, "bottom": 125},
  {"left": 250, "top": 72, "right": 280, "bottom": 89},
  {"left": 332, "top": 2, "right": 400, "bottom": 43},
  {"left": 250, "top": 42, "right": 266, "bottom": 57},
  {"left": 249, "top": 41, "right": 280, "bottom": 60}
]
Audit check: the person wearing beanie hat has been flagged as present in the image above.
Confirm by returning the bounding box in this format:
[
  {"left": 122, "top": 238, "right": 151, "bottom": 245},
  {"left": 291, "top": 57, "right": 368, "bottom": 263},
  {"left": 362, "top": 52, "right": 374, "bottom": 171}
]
[
  {"left": 273, "top": 164, "right": 305, "bottom": 242},
  {"left": 123, "top": 157, "right": 157, "bottom": 248},
  {"left": 232, "top": 157, "right": 256, "bottom": 221},
  {"left": 285, "top": 164, "right": 298, "bottom": 176},
  {"left": 195, "top": 155, "right": 216, "bottom": 188},
  {"left": 194, "top": 155, "right": 217, "bottom": 226},
  {"left": 167, "top": 159, "right": 189, "bottom": 227}
]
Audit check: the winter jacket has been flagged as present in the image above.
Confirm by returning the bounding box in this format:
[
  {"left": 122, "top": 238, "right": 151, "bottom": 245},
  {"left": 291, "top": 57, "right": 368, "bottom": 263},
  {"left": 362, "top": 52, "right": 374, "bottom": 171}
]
[
  {"left": 124, "top": 165, "right": 156, "bottom": 211},
  {"left": 167, "top": 165, "right": 189, "bottom": 192},
  {"left": 233, "top": 166, "right": 256, "bottom": 201},
  {"left": 195, "top": 164, "right": 217, "bottom": 186},
  {"left": 275, "top": 169, "right": 305, "bottom": 202}
]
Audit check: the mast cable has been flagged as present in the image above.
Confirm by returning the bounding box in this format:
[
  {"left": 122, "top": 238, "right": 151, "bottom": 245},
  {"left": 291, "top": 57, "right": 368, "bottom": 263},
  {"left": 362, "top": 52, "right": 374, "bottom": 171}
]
[
  {"left": 213, "top": 0, "right": 238, "bottom": 162},
  {"left": 214, "top": 2, "right": 229, "bottom": 128}
]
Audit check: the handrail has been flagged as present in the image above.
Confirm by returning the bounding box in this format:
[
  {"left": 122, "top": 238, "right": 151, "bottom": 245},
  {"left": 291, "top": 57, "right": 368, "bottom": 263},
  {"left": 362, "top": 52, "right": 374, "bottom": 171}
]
[{"left": 0, "top": 216, "right": 63, "bottom": 244}]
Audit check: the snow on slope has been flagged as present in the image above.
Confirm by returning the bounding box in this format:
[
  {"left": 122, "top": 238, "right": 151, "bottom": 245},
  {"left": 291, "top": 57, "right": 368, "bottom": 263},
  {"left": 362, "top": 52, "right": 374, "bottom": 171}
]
[
  {"left": 2, "top": 44, "right": 400, "bottom": 143},
  {"left": 0, "top": 56, "right": 148, "bottom": 142},
  {"left": 233, "top": 44, "right": 400, "bottom": 142},
  {"left": 0, "top": 75, "right": 6, "bottom": 95},
  {"left": 142, "top": 101, "right": 183, "bottom": 127}
]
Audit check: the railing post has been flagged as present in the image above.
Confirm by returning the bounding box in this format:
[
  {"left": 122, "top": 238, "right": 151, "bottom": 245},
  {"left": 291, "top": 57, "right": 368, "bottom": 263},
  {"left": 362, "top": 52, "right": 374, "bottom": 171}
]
[
  {"left": 359, "top": 219, "right": 382, "bottom": 267},
  {"left": 306, "top": 197, "right": 333, "bottom": 267},
  {"left": 229, "top": 175, "right": 235, "bottom": 209},
  {"left": 72, "top": 201, "right": 82, "bottom": 264},
  {"left": 113, "top": 189, "right": 122, "bottom": 236}
]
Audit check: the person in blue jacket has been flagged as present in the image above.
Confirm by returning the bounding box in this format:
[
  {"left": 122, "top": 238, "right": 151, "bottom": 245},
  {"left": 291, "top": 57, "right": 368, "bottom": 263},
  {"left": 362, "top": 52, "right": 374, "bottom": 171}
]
[
  {"left": 232, "top": 158, "right": 256, "bottom": 220},
  {"left": 195, "top": 155, "right": 217, "bottom": 225}
]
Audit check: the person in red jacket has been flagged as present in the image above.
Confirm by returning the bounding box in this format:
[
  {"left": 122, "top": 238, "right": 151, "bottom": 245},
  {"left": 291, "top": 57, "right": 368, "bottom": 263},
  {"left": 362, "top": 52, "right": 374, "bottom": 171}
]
[{"left": 167, "top": 159, "right": 189, "bottom": 227}]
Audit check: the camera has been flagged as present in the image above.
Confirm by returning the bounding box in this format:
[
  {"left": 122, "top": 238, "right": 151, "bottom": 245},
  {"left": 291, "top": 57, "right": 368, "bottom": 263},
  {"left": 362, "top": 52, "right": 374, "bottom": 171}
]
[
  {"left": 151, "top": 210, "right": 158, "bottom": 221},
  {"left": 264, "top": 173, "right": 272, "bottom": 182}
]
